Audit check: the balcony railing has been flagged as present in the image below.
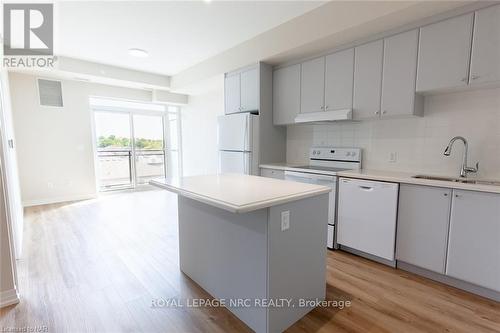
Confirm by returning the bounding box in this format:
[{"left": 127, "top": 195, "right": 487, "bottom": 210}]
[
  {"left": 135, "top": 149, "right": 166, "bottom": 184},
  {"left": 97, "top": 148, "right": 165, "bottom": 189}
]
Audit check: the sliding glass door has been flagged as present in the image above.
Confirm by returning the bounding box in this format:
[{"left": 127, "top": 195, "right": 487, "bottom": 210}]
[
  {"left": 92, "top": 104, "right": 181, "bottom": 191},
  {"left": 133, "top": 114, "right": 165, "bottom": 184},
  {"left": 94, "top": 111, "right": 133, "bottom": 189}
]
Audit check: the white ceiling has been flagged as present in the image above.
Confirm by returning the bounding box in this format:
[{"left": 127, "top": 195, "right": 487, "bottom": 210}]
[{"left": 54, "top": 1, "right": 324, "bottom": 76}]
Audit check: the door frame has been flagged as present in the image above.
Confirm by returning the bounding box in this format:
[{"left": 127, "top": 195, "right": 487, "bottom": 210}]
[{"left": 0, "top": 71, "right": 20, "bottom": 299}]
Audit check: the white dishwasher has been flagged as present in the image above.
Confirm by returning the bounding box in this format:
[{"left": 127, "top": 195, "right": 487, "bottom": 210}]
[{"left": 337, "top": 178, "right": 399, "bottom": 262}]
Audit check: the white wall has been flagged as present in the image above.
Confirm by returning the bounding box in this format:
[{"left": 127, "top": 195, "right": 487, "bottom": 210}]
[
  {"left": 181, "top": 75, "right": 224, "bottom": 176},
  {"left": 8, "top": 72, "right": 152, "bottom": 206},
  {"left": 287, "top": 87, "right": 500, "bottom": 179}
]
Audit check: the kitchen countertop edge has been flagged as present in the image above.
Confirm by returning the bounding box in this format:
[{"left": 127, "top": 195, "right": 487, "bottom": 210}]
[
  {"left": 260, "top": 164, "right": 500, "bottom": 194},
  {"left": 336, "top": 169, "right": 500, "bottom": 194},
  {"left": 150, "top": 178, "right": 331, "bottom": 213}
]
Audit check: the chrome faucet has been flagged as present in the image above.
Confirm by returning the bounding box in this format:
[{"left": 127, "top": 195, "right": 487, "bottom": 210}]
[{"left": 444, "top": 136, "right": 479, "bottom": 178}]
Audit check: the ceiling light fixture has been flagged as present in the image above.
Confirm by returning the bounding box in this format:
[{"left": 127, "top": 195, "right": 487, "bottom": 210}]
[
  {"left": 204, "top": 0, "right": 212, "bottom": 3},
  {"left": 128, "top": 48, "right": 149, "bottom": 58}
]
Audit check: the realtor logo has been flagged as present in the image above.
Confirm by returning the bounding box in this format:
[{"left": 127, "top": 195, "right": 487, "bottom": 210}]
[{"left": 3, "top": 3, "right": 53, "bottom": 56}]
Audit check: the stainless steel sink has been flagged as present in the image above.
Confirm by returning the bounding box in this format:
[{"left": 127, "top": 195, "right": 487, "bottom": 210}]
[
  {"left": 412, "top": 175, "right": 500, "bottom": 186},
  {"left": 413, "top": 175, "right": 462, "bottom": 182},
  {"left": 472, "top": 180, "right": 500, "bottom": 186}
]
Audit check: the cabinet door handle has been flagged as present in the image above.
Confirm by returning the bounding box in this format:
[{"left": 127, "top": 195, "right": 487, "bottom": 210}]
[
  {"left": 471, "top": 74, "right": 480, "bottom": 80},
  {"left": 374, "top": 111, "right": 380, "bottom": 115},
  {"left": 455, "top": 194, "right": 460, "bottom": 198},
  {"left": 382, "top": 110, "right": 387, "bottom": 115},
  {"left": 461, "top": 77, "right": 468, "bottom": 82},
  {"left": 444, "top": 193, "right": 448, "bottom": 197},
  {"left": 325, "top": 105, "right": 329, "bottom": 109}
]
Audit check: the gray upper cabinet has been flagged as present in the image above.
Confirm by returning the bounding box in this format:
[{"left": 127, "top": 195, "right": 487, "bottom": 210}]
[
  {"left": 240, "top": 67, "right": 259, "bottom": 112},
  {"left": 381, "top": 29, "right": 423, "bottom": 117},
  {"left": 325, "top": 48, "right": 354, "bottom": 111},
  {"left": 353, "top": 40, "right": 383, "bottom": 120},
  {"left": 396, "top": 185, "right": 452, "bottom": 274},
  {"left": 272, "top": 6, "right": 500, "bottom": 122},
  {"left": 273, "top": 64, "right": 301, "bottom": 125},
  {"left": 225, "top": 73, "right": 241, "bottom": 114},
  {"left": 469, "top": 5, "right": 500, "bottom": 86},
  {"left": 225, "top": 67, "right": 259, "bottom": 114},
  {"left": 416, "top": 14, "right": 474, "bottom": 93},
  {"left": 446, "top": 190, "right": 500, "bottom": 292},
  {"left": 300, "top": 57, "right": 325, "bottom": 113}
]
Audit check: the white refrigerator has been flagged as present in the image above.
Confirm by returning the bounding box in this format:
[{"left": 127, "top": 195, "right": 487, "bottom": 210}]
[{"left": 217, "top": 113, "right": 259, "bottom": 175}]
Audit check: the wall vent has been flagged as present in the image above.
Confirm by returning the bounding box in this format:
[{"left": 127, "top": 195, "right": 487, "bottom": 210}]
[{"left": 38, "top": 79, "right": 63, "bottom": 107}]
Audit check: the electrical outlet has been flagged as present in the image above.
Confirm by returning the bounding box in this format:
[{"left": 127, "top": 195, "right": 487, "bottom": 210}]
[
  {"left": 281, "top": 211, "right": 290, "bottom": 231},
  {"left": 389, "top": 152, "right": 398, "bottom": 163}
]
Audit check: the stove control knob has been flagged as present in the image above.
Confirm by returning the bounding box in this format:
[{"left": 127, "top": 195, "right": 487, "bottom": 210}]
[
  {"left": 346, "top": 152, "right": 351, "bottom": 156},
  {"left": 312, "top": 150, "right": 317, "bottom": 155}
]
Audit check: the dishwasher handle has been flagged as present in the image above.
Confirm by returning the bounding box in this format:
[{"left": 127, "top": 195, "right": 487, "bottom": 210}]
[
  {"left": 359, "top": 185, "right": 374, "bottom": 191},
  {"left": 285, "top": 170, "right": 335, "bottom": 182}
]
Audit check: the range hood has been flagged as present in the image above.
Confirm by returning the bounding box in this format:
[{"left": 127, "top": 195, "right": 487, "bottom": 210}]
[{"left": 294, "top": 109, "right": 352, "bottom": 123}]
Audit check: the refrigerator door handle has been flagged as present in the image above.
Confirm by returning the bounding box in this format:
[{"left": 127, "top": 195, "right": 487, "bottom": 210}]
[
  {"left": 243, "top": 153, "right": 252, "bottom": 175},
  {"left": 244, "top": 115, "right": 249, "bottom": 152}
]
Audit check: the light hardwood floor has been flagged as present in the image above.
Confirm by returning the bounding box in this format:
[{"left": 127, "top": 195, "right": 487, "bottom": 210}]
[{"left": 1, "top": 188, "right": 499, "bottom": 332}]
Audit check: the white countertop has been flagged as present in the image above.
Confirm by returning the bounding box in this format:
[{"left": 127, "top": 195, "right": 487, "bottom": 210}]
[
  {"left": 337, "top": 169, "right": 500, "bottom": 194},
  {"left": 260, "top": 163, "right": 500, "bottom": 194},
  {"left": 150, "top": 174, "right": 331, "bottom": 213}
]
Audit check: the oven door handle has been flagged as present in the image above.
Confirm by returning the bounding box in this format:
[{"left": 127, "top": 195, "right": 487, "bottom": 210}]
[{"left": 284, "top": 170, "right": 335, "bottom": 182}]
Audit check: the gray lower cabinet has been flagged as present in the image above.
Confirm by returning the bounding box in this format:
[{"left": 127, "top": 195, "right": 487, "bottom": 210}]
[
  {"left": 469, "top": 4, "right": 500, "bottom": 86},
  {"left": 353, "top": 40, "right": 383, "bottom": 120},
  {"left": 416, "top": 13, "right": 474, "bottom": 92},
  {"left": 446, "top": 190, "right": 500, "bottom": 292},
  {"left": 396, "top": 185, "right": 452, "bottom": 273},
  {"left": 260, "top": 168, "right": 285, "bottom": 180},
  {"left": 273, "top": 64, "right": 301, "bottom": 125}
]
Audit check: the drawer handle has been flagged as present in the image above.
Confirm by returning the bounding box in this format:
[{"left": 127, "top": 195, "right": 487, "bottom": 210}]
[{"left": 359, "top": 186, "right": 373, "bottom": 191}]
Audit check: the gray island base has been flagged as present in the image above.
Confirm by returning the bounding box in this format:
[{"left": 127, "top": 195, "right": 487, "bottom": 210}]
[{"left": 151, "top": 174, "right": 330, "bottom": 333}]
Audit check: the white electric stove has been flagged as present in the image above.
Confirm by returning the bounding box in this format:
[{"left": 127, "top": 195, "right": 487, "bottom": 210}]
[{"left": 284, "top": 147, "right": 362, "bottom": 249}]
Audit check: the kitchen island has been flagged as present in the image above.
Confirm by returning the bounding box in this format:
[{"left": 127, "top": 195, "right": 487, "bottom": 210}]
[{"left": 150, "top": 174, "right": 330, "bottom": 333}]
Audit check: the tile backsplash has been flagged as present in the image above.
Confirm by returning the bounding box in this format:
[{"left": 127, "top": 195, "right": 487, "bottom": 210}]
[{"left": 287, "top": 87, "right": 500, "bottom": 179}]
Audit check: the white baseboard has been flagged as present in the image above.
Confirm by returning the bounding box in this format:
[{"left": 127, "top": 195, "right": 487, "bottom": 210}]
[
  {"left": 0, "top": 288, "right": 20, "bottom": 308},
  {"left": 22, "top": 193, "right": 97, "bottom": 207}
]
